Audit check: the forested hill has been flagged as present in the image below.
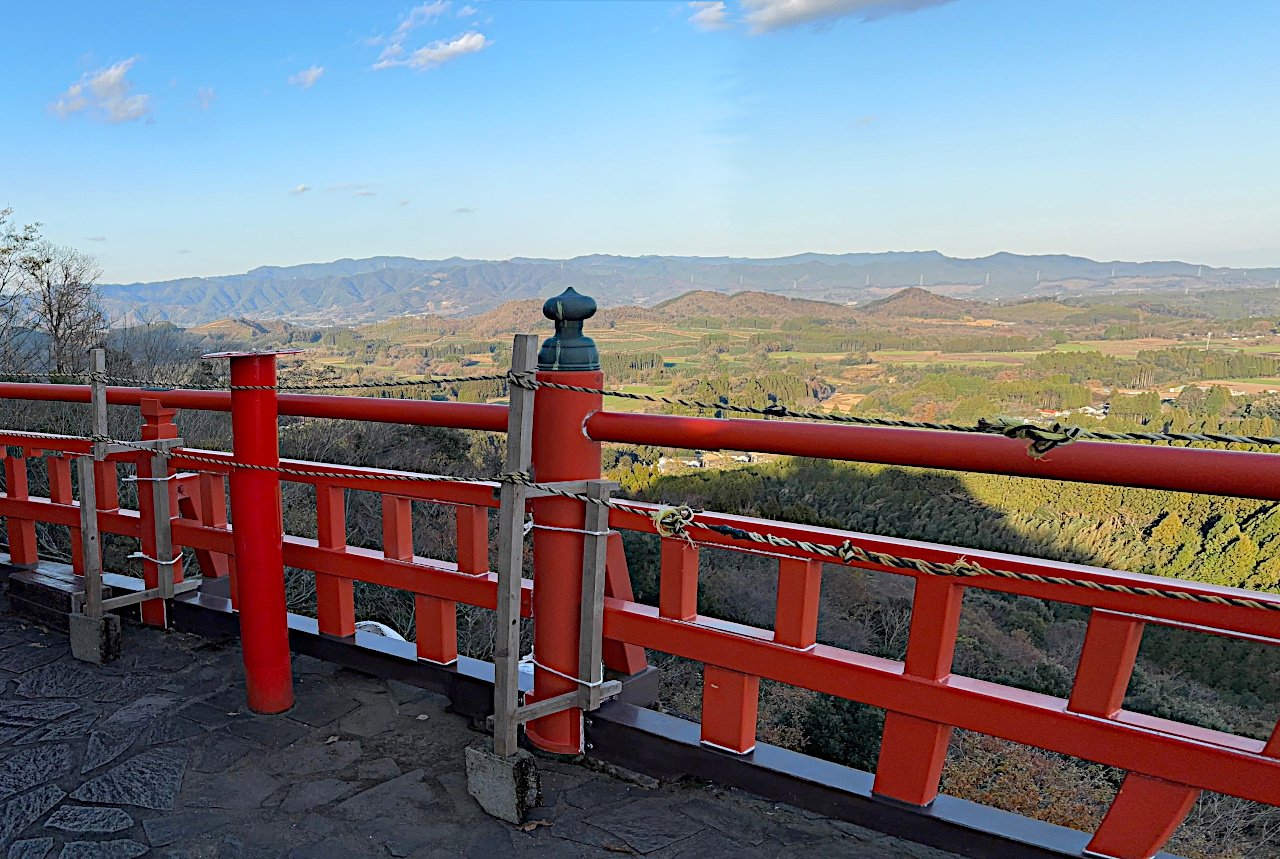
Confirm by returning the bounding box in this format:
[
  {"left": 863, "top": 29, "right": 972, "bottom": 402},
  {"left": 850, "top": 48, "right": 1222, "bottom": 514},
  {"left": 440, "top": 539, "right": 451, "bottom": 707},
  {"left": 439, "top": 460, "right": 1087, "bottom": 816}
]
[{"left": 100, "top": 251, "right": 1280, "bottom": 327}]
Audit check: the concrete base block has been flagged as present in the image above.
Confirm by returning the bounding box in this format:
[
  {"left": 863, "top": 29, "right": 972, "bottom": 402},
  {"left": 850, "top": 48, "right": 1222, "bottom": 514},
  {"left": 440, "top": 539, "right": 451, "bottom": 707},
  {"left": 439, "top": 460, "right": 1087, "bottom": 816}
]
[
  {"left": 69, "top": 613, "right": 121, "bottom": 665},
  {"left": 465, "top": 742, "right": 541, "bottom": 825}
]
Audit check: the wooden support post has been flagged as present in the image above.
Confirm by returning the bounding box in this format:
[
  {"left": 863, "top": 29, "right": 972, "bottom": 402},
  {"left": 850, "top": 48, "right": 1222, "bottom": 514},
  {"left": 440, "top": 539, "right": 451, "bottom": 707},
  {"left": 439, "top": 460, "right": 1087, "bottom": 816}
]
[
  {"left": 137, "top": 399, "right": 180, "bottom": 626},
  {"left": 659, "top": 538, "right": 699, "bottom": 621},
  {"left": 316, "top": 484, "right": 354, "bottom": 637},
  {"left": 774, "top": 557, "right": 822, "bottom": 648},
  {"left": 76, "top": 456, "right": 103, "bottom": 619},
  {"left": 578, "top": 481, "right": 616, "bottom": 710},
  {"left": 701, "top": 665, "right": 759, "bottom": 754},
  {"left": 494, "top": 333, "right": 538, "bottom": 758},
  {"left": 873, "top": 578, "right": 965, "bottom": 806}
]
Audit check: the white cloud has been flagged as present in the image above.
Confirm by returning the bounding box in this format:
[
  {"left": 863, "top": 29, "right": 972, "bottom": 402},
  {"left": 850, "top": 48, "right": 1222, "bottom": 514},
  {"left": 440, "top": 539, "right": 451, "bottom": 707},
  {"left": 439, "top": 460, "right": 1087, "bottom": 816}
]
[
  {"left": 198, "top": 86, "right": 216, "bottom": 109},
  {"left": 287, "top": 66, "right": 324, "bottom": 89},
  {"left": 85, "top": 236, "right": 107, "bottom": 242},
  {"left": 688, "top": 2, "right": 731, "bottom": 30},
  {"left": 292, "top": 184, "right": 311, "bottom": 194},
  {"left": 372, "top": 4, "right": 488, "bottom": 71},
  {"left": 398, "top": 200, "right": 411, "bottom": 206},
  {"left": 397, "top": 1, "right": 451, "bottom": 35},
  {"left": 741, "top": 0, "right": 956, "bottom": 32},
  {"left": 50, "top": 57, "right": 154, "bottom": 124},
  {"left": 380, "top": 31, "right": 488, "bottom": 70},
  {"left": 354, "top": 190, "right": 376, "bottom": 197},
  {"left": 454, "top": 206, "right": 476, "bottom": 214}
]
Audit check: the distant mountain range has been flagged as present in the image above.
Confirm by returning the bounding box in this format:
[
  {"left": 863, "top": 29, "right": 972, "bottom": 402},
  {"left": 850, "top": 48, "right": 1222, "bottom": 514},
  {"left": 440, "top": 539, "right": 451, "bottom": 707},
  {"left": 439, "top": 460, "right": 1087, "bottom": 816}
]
[{"left": 101, "top": 252, "right": 1280, "bottom": 327}]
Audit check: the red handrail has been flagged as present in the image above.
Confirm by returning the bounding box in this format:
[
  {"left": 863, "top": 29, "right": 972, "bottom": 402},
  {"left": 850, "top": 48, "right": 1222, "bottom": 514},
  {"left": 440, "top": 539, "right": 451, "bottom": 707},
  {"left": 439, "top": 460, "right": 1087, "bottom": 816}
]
[
  {"left": 0, "top": 383, "right": 509, "bottom": 432},
  {"left": 585, "top": 409, "right": 1280, "bottom": 501}
]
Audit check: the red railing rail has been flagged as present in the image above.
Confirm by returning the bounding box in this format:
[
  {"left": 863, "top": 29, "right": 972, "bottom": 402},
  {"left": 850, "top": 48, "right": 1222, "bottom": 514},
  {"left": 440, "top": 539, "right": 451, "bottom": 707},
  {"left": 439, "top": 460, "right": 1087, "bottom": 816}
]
[{"left": 4, "top": 369, "right": 1280, "bottom": 859}]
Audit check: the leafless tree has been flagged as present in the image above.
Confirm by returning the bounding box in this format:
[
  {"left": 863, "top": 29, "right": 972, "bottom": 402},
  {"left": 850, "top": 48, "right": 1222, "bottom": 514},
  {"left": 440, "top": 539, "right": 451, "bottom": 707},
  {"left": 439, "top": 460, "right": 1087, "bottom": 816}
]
[
  {"left": 0, "top": 208, "right": 42, "bottom": 372},
  {"left": 19, "top": 240, "right": 106, "bottom": 374}
]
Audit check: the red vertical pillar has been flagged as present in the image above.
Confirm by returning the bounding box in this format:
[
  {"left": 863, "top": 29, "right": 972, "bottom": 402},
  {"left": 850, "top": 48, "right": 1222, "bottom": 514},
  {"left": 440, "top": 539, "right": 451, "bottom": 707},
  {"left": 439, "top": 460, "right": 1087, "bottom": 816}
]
[
  {"left": 47, "top": 455, "right": 83, "bottom": 575},
  {"left": 525, "top": 287, "right": 604, "bottom": 756},
  {"left": 316, "top": 483, "right": 354, "bottom": 637},
  {"left": 873, "top": 578, "right": 966, "bottom": 806},
  {"left": 3, "top": 450, "right": 38, "bottom": 567},
  {"left": 213, "top": 350, "right": 295, "bottom": 714}
]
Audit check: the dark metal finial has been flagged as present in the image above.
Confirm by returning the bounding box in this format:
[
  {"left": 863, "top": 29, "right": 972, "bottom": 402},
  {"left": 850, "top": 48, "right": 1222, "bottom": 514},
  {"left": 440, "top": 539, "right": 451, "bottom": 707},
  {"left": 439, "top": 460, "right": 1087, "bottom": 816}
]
[{"left": 538, "top": 288, "right": 600, "bottom": 371}]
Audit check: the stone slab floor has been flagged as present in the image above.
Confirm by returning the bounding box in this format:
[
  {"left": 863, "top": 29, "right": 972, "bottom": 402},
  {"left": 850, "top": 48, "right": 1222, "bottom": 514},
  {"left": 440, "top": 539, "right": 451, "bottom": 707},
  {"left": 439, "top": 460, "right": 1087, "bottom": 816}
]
[{"left": 0, "top": 603, "right": 966, "bottom": 859}]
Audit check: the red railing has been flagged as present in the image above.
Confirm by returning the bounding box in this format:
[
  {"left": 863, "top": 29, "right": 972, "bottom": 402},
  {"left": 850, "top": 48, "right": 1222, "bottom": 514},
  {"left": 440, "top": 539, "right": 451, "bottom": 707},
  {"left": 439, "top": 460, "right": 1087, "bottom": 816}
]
[{"left": 4, "top": 378, "right": 1280, "bottom": 859}]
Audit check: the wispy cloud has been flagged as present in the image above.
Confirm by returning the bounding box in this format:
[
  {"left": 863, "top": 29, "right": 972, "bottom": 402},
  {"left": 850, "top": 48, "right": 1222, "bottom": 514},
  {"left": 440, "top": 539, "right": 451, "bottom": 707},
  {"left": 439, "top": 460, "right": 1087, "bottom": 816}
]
[
  {"left": 377, "top": 31, "right": 488, "bottom": 70},
  {"left": 740, "top": 0, "right": 957, "bottom": 33},
  {"left": 372, "top": 3, "right": 489, "bottom": 71},
  {"left": 197, "top": 86, "right": 216, "bottom": 109},
  {"left": 454, "top": 206, "right": 476, "bottom": 214},
  {"left": 292, "top": 184, "right": 311, "bottom": 194},
  {"left": 688, "top": 2, "right": 731, "bottom": 30},
  {"left": 398, "top": 200, "right": 411, "bottom": 206},
  {"left": 354, "top": 190, "right": 376, "bottom": 197},
  {"left": 85, "top": 236, "right": 107, "bottom": 242},
  {"left": 287, "top": 65, "right": 324, "bottom": 90},
  {"left": 177, "top": 249, "right": 192, "bottom": 254},
  {"left": 50, "top": 57, "right": 154, "bottom": 124}
]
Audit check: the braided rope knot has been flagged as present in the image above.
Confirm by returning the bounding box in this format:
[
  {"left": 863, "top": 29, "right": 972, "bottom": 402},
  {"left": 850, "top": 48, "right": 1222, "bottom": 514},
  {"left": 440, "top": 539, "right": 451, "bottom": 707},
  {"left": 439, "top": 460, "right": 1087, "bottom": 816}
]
[
  {"left": 505, "top": 371, "right": 538, "bottom": 391},
  {"left": 976, "top": 417, "right": 1083, "bottom": 458},
  {"left": 652, "top": 505, "right": 696, "bottom": 540}
]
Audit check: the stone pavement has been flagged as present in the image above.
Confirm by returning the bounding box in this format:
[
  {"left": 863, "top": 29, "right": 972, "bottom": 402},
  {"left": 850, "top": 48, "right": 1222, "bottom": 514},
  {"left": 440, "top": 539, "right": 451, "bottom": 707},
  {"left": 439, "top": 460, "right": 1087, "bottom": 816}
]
[{"left": 0, "top": 603, "right": 965, "bottom": 858}]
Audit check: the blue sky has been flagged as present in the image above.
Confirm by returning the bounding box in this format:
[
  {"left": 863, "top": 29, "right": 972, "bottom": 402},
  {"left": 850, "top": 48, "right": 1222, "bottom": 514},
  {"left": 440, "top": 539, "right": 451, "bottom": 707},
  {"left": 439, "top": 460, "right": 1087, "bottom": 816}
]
[{"left": 4, "top": 0, "right": 1279, "bottom": 282}]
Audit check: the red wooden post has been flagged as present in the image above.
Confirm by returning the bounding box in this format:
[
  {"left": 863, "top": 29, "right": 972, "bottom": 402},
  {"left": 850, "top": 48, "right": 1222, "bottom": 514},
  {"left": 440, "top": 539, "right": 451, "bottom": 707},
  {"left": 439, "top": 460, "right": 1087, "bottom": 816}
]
[
  {"left": 415, "top": 505, "right": 481, "bottom": 665},
  {"left": 95, "top": 459, "right": 119, "bottom": 513},
  {"left": 603, "top": 532, "right": 648, "bottom": 674},
  {"left": 659, "top": 538, "right": 699, "bottom": 621},
  {"left": 1071, "top": 610, "right": 1200, "bottom": 859},
  {"left": 774, "top": 557, "right": 822, "bottom": 648},
  {"left": 47, "top": 455, "right": 83, "bottom": 574},
  {"left": 1087, "top": 774, "right": 1200, "bottom": 859},
  {"left": 211, "top": 349, "right": 295, "bottom": 714},
  {"left": 137, "top": 399, "right": 182, "bottom": 626},
  {"left": 701, "top": 665, "right": 760, "bottom": 753},
  {"left": 456, "top": 504, "right": 488, "bottom": 574},
  {"left": 3, "top": 450, "right": 38, "bottom": 567},
  {"left": 526, "top": 288, "right": 604, "bottom": 755},
  {"left": 198, "top": 472, "right": 235, "bottom": 607},
  {"left": 316, "top": 483, "right": 354, "bottom": 637},
  {"left": 382, "top": 495, "right": 412, "bottom": 560},
  {"left": 873, "top": 578, "right": 965, "bottom": 805},
  {"left": 1069, "top": 610, "right": 1144, "bottom": 718}
]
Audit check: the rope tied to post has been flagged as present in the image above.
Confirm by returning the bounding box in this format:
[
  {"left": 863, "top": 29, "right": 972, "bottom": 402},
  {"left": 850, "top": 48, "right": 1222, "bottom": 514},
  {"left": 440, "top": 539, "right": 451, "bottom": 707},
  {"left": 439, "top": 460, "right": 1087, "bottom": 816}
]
[
  {"left": 975, "top": 417, "right": 1084, "bottom": 458},
  {"left": 652, "top": 505, "right": 696, "bottom": 542}
]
